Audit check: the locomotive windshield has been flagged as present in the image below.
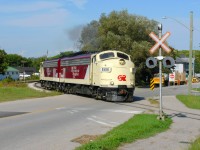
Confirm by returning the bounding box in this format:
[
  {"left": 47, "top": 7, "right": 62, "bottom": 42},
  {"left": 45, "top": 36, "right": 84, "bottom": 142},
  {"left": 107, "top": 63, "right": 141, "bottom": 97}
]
[
  {"left": 99, "top": 52, "right": 129, "bottom": 60},
  {"left": 117, "top": 52, "right": 129, "bottom": 60},
  {"left": 100, "top": 52, "right": 114, "bottom": 59}
]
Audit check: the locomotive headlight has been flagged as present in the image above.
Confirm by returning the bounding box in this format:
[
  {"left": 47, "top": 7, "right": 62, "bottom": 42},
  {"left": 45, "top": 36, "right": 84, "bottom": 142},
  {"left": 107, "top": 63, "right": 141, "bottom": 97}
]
[
  {"left": 110, "top": 81, "right": 114, "bottom": 85},
  {"left": 119, "top": 59, "right": 126, "bottom": 65}
]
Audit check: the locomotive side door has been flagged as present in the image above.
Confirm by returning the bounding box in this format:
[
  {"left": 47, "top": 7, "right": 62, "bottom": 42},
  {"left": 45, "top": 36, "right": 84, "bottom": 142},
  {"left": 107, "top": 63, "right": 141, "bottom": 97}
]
[
  {"left": 39, "top": 62, "right": 44, "bottom": 80},
  {"left": 91, "top": 55, "right": 99, "bottom": 86}
]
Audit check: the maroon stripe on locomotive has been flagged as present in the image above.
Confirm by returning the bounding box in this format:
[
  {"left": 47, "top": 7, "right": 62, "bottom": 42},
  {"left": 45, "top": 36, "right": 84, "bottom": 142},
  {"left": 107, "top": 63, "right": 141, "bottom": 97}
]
[
  {"left": 60, "top": 53, "right": 92, "bottom": 79},
  {"left": 43, "top": 53, "right": 93, "bottom": 79}
]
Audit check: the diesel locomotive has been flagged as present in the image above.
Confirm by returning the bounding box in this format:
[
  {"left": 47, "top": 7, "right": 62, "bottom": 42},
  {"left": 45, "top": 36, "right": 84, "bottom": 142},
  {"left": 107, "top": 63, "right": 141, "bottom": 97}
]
[{"left": 39, "top": 50, "right": 136, "bottom": 102}]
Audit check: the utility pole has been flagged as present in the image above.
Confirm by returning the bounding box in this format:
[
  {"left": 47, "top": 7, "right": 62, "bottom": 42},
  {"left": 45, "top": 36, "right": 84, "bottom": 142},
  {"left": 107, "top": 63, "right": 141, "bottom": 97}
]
[
  {"left": 188, "top": 11, "right": 193, "bottom": 95},
  {"left": 162, "top": 11, "right": 194, "bottom": 95}
]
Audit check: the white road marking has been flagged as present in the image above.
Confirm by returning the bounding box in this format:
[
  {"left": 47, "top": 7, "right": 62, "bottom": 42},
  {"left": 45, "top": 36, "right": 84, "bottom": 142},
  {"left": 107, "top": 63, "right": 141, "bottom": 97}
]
[
  {"left": 87, "top": 117, "right": 114, "bottom": 127},
  {"left": 73, "top": 108, "right": 91, "bottom": 111},
  {"left": 101, "top": 109, "right": 143, "bottom": 114},
  {"left": 55, "top": 107, "right": 66, "bottom": 110},
  {"left": 91, "top": 115, "right": 118, "bottom": 125},
  {"left": 68, "top": 111, "right": 74, "bottom": 114},
  {"left": 67, "top": 109, "right": 79, "bottom": 114},
  {"left": 71, "top": 110, "right": 78, "bottom": 113}
]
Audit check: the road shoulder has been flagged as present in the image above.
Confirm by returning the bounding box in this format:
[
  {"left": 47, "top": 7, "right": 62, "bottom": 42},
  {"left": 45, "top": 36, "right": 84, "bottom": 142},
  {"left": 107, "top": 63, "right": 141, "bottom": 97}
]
[{"left": 119, "top": 96, "right": 200, "bottom": 150}]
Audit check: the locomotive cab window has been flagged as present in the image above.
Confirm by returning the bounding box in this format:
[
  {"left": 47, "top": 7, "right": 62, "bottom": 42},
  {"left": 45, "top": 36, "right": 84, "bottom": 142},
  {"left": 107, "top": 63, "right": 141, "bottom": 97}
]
[
  {"left": 100, "top": 52, "right": 114, "bottom": 60},
  {"left": 117, "top": 52, "right": 129, "bottom": 60}
]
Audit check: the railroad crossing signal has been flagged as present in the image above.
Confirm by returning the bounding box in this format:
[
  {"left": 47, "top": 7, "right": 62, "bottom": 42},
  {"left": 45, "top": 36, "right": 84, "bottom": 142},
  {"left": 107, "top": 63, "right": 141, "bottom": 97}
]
[
  {"left": 149, "top": 32, "right": 171, "bottom": 54},
  {"left": 150, "top": 78, "right": 154, "bottom": 90}
]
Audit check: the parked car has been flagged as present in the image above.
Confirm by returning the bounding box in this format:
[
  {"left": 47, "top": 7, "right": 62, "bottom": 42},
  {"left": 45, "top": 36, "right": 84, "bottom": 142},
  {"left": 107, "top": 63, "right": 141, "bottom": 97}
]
[{"left": 19, "top": 73, "right": 30, "bottom": 79}]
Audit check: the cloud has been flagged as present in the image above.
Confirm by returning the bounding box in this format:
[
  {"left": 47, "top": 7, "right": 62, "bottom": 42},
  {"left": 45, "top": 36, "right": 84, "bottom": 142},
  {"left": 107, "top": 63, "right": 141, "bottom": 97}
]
[
  {"left": 0, "top": 0, "right": 89, "bottom": 27},
  {"left": 0, "top": 1, "right": 69, "bottom": 27},
  {"left": 68, "top": 0, "right": 88, "bottom": 9},
  {"left": 0, "top": 1, "right": 63, "bottom": 13},
  {"left": 5, "top": 8, "right": 69, "bottom": 27}
]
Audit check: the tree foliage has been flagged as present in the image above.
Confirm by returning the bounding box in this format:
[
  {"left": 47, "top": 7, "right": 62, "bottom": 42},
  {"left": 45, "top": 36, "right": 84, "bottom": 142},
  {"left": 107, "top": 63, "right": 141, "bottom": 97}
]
[
  {"left": 28, "top": 57, "right": 46, "bottom": 71},
  {"left": 6, "top": 54, "right": 32, "bottom": 67},
  {"left": 97, "top": 11, "right": 158, "bottom": 52},
  {"left": 0, "top": 49, "right": 8, "bottom": 74}
]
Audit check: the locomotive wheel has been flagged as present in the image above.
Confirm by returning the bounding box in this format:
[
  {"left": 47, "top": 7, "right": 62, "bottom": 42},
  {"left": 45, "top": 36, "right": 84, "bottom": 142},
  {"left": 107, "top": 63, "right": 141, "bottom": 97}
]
[
  {"left": 124, "top": 93, "right": 134, "bottom": 102},
  {"left": 95, "top": 88, "right": 102, "bottom": 100},
  {"left": 55, "top": 84, "right": 60, "bottom": 92}
]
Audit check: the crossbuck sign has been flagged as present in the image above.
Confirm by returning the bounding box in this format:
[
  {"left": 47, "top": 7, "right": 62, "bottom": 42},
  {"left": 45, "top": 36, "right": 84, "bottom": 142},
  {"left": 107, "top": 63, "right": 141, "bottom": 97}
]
[{"left": 149, "top": 32, "right": 171, "bottom": 54}]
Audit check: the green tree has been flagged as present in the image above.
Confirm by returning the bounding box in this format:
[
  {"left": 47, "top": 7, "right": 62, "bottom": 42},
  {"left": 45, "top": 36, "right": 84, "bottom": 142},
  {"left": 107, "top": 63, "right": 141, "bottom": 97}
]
[
  {"left": 6, "top": 54, "right": 32, "bottom": 67},
  {"left": 29, "top": 56, "right": 46, "bottom": 71},
  {"left": 0, "top": 49, "right": 8, "bottom": 74},
  {"left": 194, "top": 50, "right": 200, "bottom": 73},
  {"left": 6, "top": 54, "right": 24, "bottom": 67}
]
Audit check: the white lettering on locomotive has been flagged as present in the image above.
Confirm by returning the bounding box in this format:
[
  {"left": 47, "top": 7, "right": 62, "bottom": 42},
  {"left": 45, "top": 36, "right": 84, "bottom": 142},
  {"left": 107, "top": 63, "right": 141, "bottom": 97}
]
[
  {"left": 71, "top": 66, "right": 80, "bottom": 78},
  {"left": 101, "top": 67, "right": 112, "bottom": 73},
  {"left": 46, "top": 68, "right": 51, "bottom": 76}
]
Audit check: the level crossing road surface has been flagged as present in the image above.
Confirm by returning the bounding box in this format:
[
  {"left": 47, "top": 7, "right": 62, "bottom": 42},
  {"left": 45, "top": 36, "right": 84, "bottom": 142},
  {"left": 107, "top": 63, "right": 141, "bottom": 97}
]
[
  {"left": 0, "top": 94, "right": 144, "bottom": 150},
  {"left": 134, "top": 83, "right": 200, "bottom": 99},
  {"left": 0, "top": 83, "right": 199, "bottom": 150}
]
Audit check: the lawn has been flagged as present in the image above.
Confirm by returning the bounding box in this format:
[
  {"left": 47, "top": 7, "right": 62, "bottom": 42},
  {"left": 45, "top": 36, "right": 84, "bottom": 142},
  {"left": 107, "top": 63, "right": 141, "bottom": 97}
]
[
  {"left": 176, "top": 95, "right": 200, "bottom": 110},
  {"left": 192, "top": 88, "right": 200, "bottom": 92},
  {"left": 76, "top": 114, "right": 172, "bottom": 150},
  {"left": 0, "top": 86, "right": 61, "bottom": 103},
  {"left": 189, "top": 137, "right": 200, "bottom": 150}
]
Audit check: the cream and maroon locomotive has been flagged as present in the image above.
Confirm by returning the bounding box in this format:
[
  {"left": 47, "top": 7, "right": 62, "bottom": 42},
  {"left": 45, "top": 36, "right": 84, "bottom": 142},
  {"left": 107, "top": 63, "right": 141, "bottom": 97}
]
[{"left": 40, "top": 50, "right": 136, "bottom": 102}]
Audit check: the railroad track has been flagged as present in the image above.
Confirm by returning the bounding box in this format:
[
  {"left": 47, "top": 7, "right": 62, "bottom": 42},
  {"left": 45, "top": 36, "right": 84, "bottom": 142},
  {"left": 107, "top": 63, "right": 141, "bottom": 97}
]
[
  {"left": 34, "top": 82, "right": 42, "bottom": 89},
  {"left": 28, "top": 82, "right": 50, "bottom": 92}
]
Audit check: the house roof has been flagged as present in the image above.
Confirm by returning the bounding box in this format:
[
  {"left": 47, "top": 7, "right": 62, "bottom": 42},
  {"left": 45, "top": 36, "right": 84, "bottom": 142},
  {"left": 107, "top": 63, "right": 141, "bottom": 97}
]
[
  {"left": 175, "top": 57, "right": 195, "bottom": 63},
  {"left": 7, "top": 67, "right": 19, "bottom": 72},
  {"left": 15, "top": 67, "right": 36, "bottom": 73}
]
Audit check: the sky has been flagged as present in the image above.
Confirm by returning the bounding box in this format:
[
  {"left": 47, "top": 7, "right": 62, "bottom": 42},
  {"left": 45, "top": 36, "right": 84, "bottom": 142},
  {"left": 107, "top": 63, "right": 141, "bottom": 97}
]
[{"left": 0, "top": 0, "right": 200, "bottom": 58}]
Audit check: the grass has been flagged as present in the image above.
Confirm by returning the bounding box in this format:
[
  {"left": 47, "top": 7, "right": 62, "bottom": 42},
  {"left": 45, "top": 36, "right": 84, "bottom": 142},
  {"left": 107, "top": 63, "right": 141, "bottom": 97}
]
[
  {"left": 192, "top": 88, "right": 200, "bottom": 92},
  {"left": 0, "top": 81, "right": 61, "bottom": 102},
  {"left": 189, "top": 137, "right": 200, "bottom": 150},
  {"left": 148, "top": 98, "right": 159, "bottom": 105},
  {"left": 76, "top": 114, "right": 172, "bottom": 150},
  {"left": 176, "top": 95, "right": 200, "bottom": 110}
]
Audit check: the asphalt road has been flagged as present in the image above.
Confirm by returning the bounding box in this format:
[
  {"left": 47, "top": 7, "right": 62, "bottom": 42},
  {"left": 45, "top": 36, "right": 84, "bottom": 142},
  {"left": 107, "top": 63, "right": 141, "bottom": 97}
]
[
  {"left": 134, "top": 83, "right": 200, "bottom": 100},
  {"left": 0, "top": 83, "right": 199, "bottom": 150},
  {"left": 0, "top": 94, "right": 143, "bottom": 150}
]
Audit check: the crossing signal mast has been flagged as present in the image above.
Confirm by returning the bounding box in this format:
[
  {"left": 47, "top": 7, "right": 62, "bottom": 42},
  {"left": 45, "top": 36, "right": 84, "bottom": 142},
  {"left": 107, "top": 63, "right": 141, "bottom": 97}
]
[{"left": 146, "top": 23, "right": 175, "bottom": 120}]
